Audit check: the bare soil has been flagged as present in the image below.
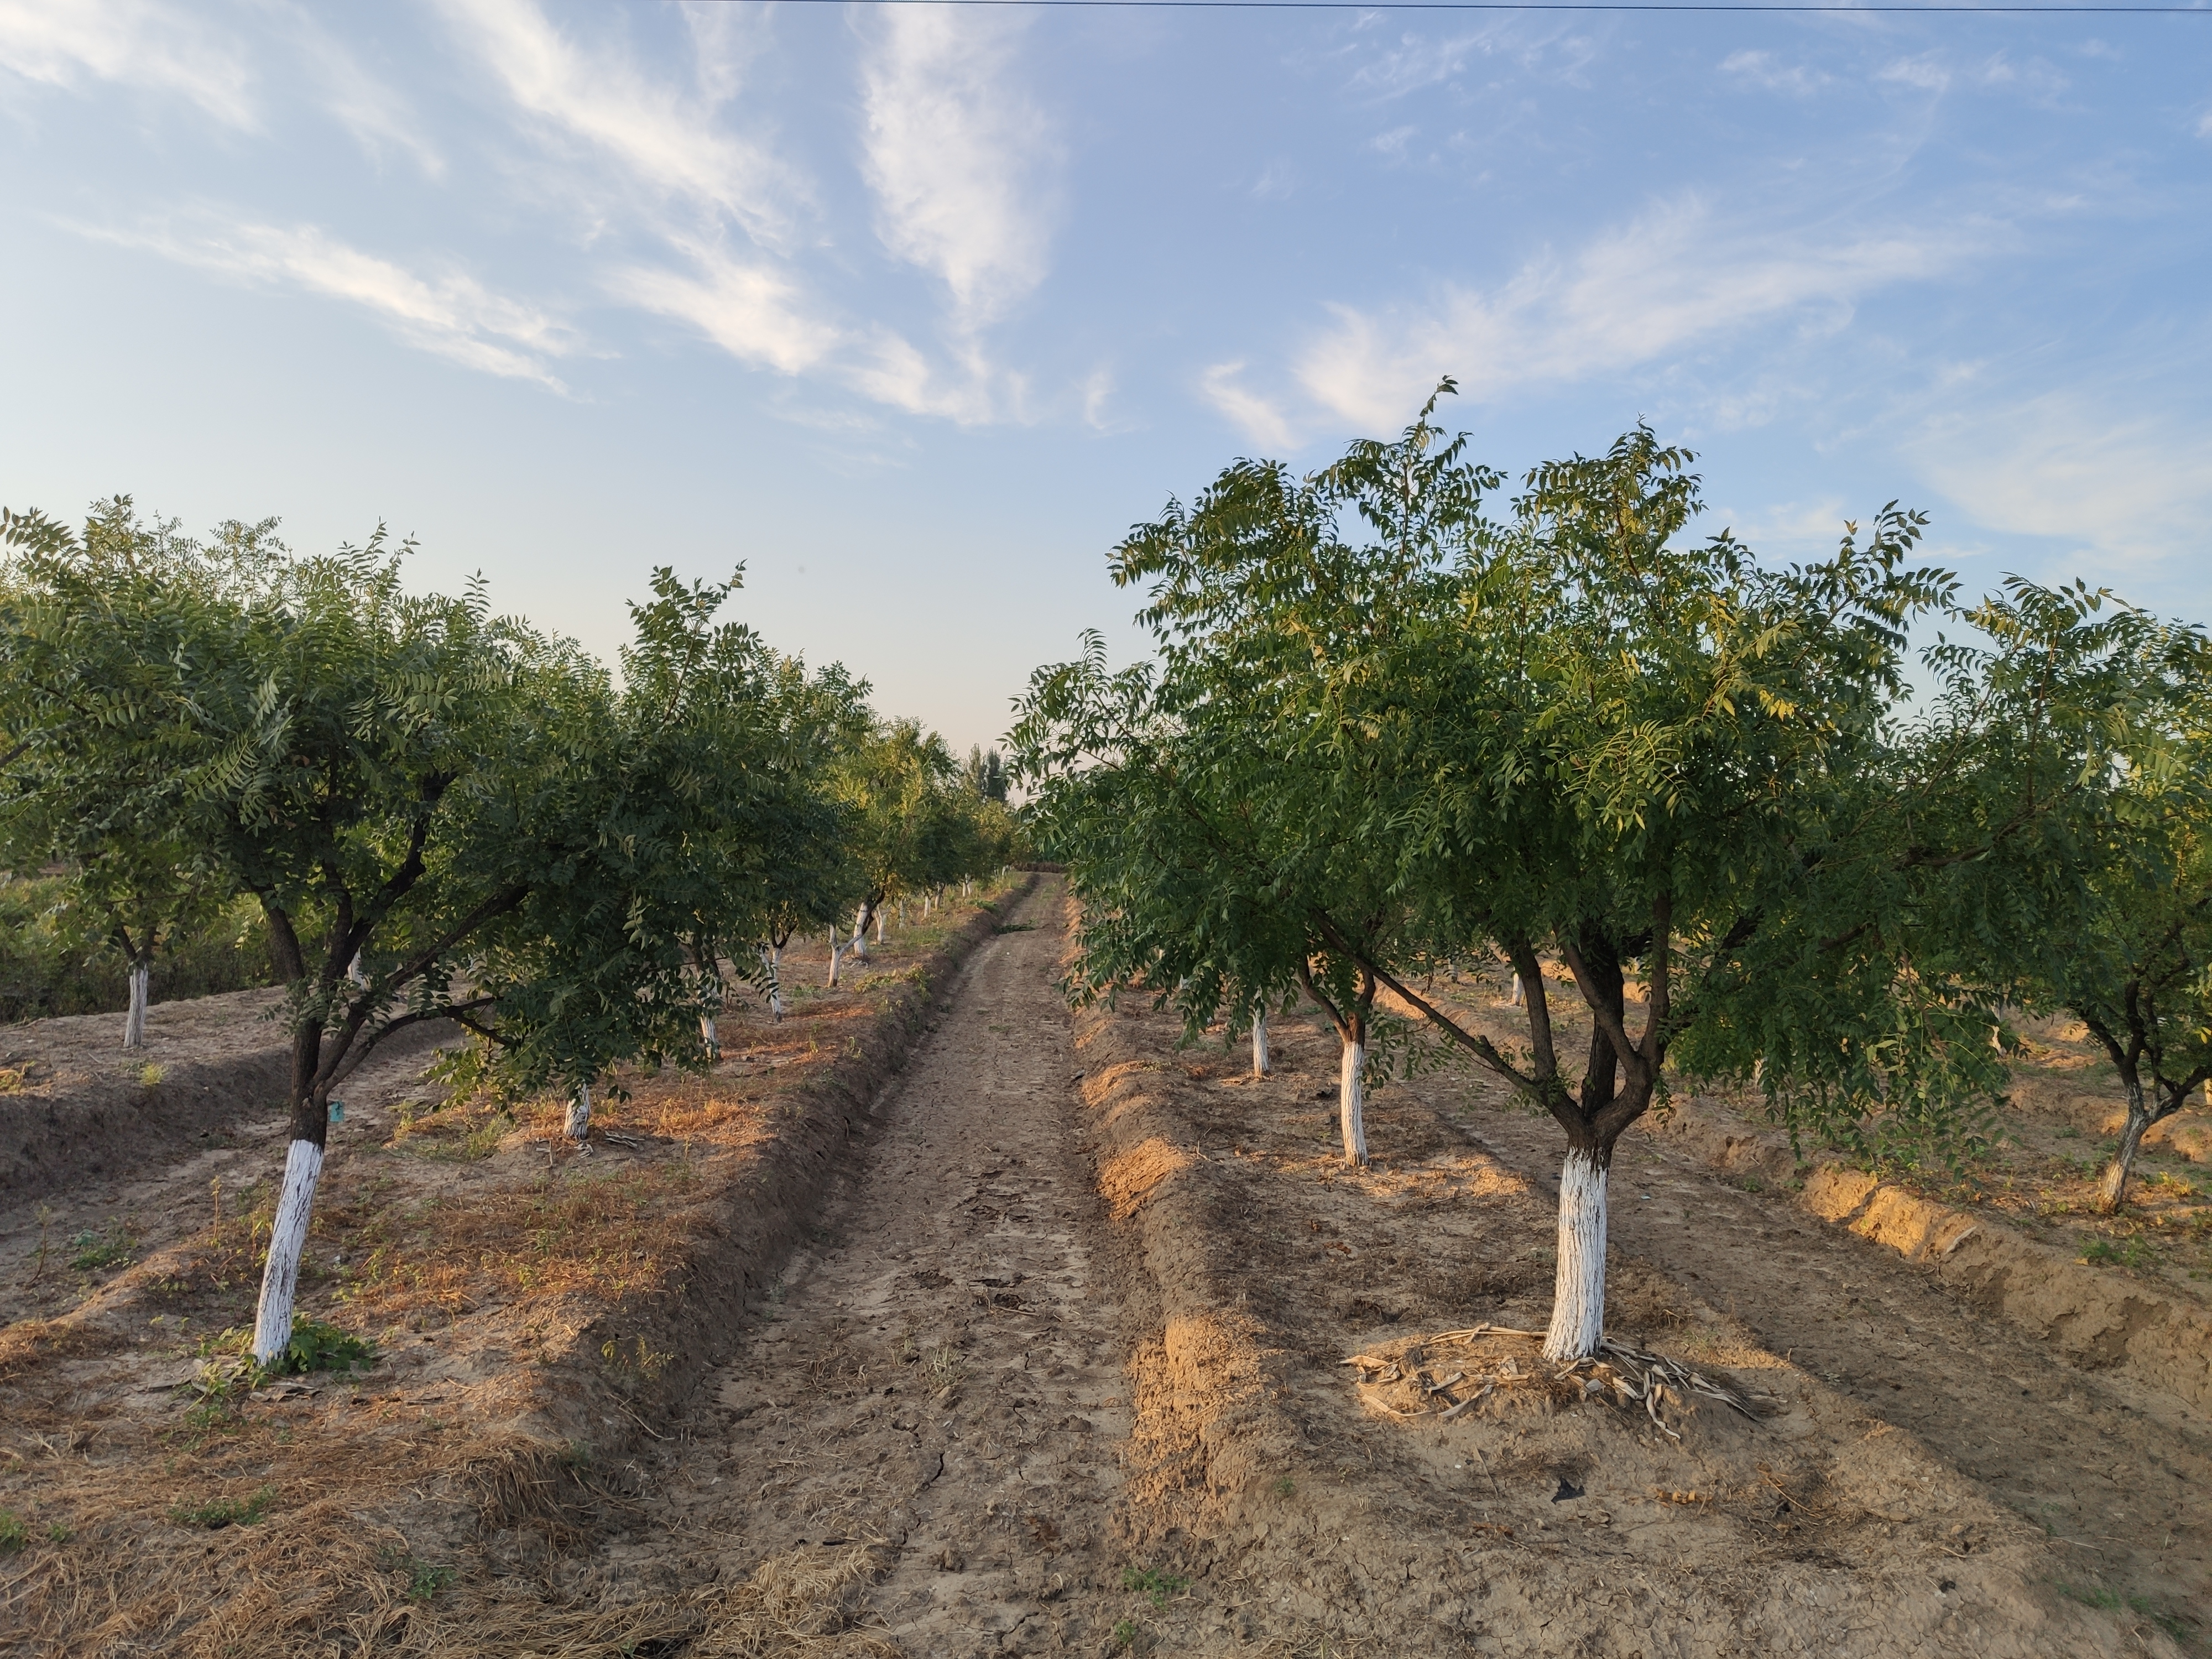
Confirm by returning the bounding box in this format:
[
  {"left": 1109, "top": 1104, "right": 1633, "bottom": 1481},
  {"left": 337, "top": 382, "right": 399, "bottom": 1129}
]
[{"left": 1, "top": 890, "right": 2203, "bottom": 1655}]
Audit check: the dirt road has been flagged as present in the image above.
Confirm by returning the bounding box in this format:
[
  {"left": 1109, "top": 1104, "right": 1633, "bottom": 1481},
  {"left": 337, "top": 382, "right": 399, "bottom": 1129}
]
[{"left": 614, "top": 880, "right": 1140, "bottom": 1654}]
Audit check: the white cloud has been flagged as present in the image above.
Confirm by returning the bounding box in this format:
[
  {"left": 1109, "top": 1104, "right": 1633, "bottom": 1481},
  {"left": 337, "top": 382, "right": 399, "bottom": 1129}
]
[
  {"left": 435, "top": 0, "right": 802, "bottom": 246},
  {"left": 1911, "top": 390, "right": 2212, "bottom": 570},
  {"left": 611, "top": 247, "right": 842, "bottom": 376},
  {"left": 844, "top": 330, "right": 998, "bottom": 424},
  {"left": 1878, "top": 54, "right": 1952, "bottom": 95},
  {"left": 1292, "top": 196, "right": 1984, "bottom": 430},
  {"left": 859, "top": 8, "right": 1057, "bottom": 328},
  {"left": 279, "top": 6, "right": 442, "bottom": 176},
  {"left": 0, "top": 0, "right": 254, "bottom": 127},
  {"left": 77, "top": 213, "right": 572, "bottom": 387},
  {"left": 1198, "top": 362, "right": 1298, "bottom": 451},
  {"left": 1721, "top": 50, "right": 1830, "bottom": 97}
]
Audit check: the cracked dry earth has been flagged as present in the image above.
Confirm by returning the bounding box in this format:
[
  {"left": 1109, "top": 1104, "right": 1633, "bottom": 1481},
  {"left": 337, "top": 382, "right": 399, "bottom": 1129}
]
[{"left": 625, "top": 884, "right": 1139, "bottom": 1655}]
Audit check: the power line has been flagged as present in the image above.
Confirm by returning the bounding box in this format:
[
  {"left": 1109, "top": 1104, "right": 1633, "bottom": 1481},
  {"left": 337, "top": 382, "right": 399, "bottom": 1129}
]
[{"left": 774, "top": 1, "right": 2212, "bottom": 13}]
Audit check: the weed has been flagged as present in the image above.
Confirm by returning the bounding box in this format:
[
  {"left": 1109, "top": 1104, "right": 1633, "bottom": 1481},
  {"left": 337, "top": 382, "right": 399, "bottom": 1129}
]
[
  {"left": 44, "top": 1522, "right": 70, "bottom": 1543},
  {"left": 69, "top": 1225, "right": 133, "bottom": 1273},
  {"left": 1121, "top": 1566, "right": 1189, "bottom": 1608},
  {"left": 1274, "top": 1475, "right": 1297, "bottom": 1498},
  {"left": 2057, "top": 1584, "right": 2190, "bottom": 1640},
  {"left": 924, "top": 1342, "right": 967, "bottom": 1393},
  {"left": 409, "top": 1560, "right": 455, "bottom": 1601},
  {"left": 1110, "top": 1618, "right": 1148, "bottom": 1653},
  {"left": 599, "top": 1334, "right": 673, "bottom": 1386},
  {"left": 275, "top": 1318, "right": 376, "bottom": 1375},
  {"left": 2079, "top": 1236, "right": 2157, "bottom": 1271},
  {"left": 168, "top": 1486, "right": 274, "bottom": 1529},
  {"left": 0, "top": 1063, "right": 33, "bottom": 1093},
  {"left": 0, "top": 1511, "right": 25, "bottom": 1553},
  {"left": 1736, "top": 1175, "right": 1764, "bottom": 1193},
  {"left": 138, "top": 1062, "right": 165, "bottom": 1088}
]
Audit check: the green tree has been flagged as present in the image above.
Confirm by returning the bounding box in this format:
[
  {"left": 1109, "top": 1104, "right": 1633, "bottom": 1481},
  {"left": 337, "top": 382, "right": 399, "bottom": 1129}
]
[
  {"left": 1026, "top": 395, "right": 2124, "bottom": 1362},
  {"left": 1952, "top": 584, "right": 2212, "bottom": 1211},
  {"left": 0, "top": 500, "right": 284, "bottom": 1046}
]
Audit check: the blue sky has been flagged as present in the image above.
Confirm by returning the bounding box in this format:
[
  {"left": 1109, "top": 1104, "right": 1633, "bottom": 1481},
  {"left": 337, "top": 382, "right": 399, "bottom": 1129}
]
[{"left": 3, "top": 1, "right": 2208, "bottom": 754}]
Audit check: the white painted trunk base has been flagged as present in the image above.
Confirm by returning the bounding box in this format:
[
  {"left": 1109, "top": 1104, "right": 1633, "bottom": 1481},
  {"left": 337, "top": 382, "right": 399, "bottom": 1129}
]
[
  {"left": 566, "top": 1081, "right": 592, "bottom": 1141},
  {"left": 876, "top": 912, "right": 885, "bottom": 944},
  {"left": 1339, "top": 1039, "right": 1368, "bottom": 1165},
  {"left": 827, "top": 930, "right": 844, "bottom": 988},
  {"left": 1542, "top": 1149, "right": 1610, "bottom": 1361},
  {"left": 851, "top": 905, "right": 870, "bottom": 960},
  {"left": 765, "top": 944, "right": 784, "bottom": 1020},
  {"left": 1510, "top": 974, "right": 1524, "bottom": 1007},
  {"left": 123, "top": 962, "right": 149, "bottom": 1050},
  {"left": 1252, "top": 1010, "right": 1270, "bottom": 1078},
  {"left": 701, "top": 1014, "right": 718, "bottom": 1055},
  {"left": 251, "top": 1138, "right": 326, "bottom": 1364}
]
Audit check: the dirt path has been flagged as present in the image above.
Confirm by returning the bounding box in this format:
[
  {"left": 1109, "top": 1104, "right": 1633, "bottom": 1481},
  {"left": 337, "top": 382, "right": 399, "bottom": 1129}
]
[
  {"left": 1447, "top": 1085, "right": 2212, "bottom": 1623},
  {"left": 615, "top": 879, "right": 1138, "bottom": 1655}
]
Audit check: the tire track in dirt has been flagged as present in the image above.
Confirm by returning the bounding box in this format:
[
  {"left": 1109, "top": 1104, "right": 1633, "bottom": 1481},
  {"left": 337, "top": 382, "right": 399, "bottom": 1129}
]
[
  {"left": 634, "top": 879, "right": 1138, "bottom": 1656},
  {"left": 1453, "top": 1103, "right": 2212, "bottom": 1624}
]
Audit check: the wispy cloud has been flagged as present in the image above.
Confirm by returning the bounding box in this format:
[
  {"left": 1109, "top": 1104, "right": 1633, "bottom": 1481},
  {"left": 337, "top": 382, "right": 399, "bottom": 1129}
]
[
  {"left": 1877, "top": 54, "right": 1952, "bottom": 94},
  {"left": 279, "top": 5, "right": 442, "bottom": 176},
  {"left": 859, "top": 8, "right": 1057, "bottom": 329},
  {"left": 1197, "top": 362, "right": 1298, "bottom": 451},
  {"left": 1910, "top": 388, "right": 2212, "bottom": 572},
  {"left": 611, "top": 246, "right": 841, "bottom": 376},
  {"left": 0, "top": 0, "right": 254, "bottom": 127},
  {"left": 77, "top": 212, "right": 572, "bottom": 386},
  {"left": 1721, "top": 50, "right": 1831, "bottom": 97},
  {"left": 435, "top": 0, "right": 804, "bottom": 246},
  {"left": 1292, "top": 196, "right": 1986, "bottom": 430}
]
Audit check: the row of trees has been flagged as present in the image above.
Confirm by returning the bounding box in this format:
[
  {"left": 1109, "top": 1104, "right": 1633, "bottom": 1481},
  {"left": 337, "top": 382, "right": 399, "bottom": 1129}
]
[
  {"left": 0, "top": 499, "right": 1018, "bottom": 1363},
  {"left": 1013, "top": 384, "right": 2210, "bottom": 1364}
]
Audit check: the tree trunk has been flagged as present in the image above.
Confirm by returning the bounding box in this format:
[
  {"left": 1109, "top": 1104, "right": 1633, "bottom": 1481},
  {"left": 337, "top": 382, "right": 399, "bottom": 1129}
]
[
  {"left": 765, "top": 943, "right": 784, "bottom": 1020},
  {"left": 851, "top": 903, "right": 872, "bottom": 961},
  {"left": 876, "top": 911, "right": 885, "bottom": 944},
  {"left": 700, "top": 1014, "right": 718, "bottom": 1056},
  {"left": 122, "top": 958, "right": 150, "bottom": 1050},
  {"left": 1252, "top": 1009, "right": 1270, "bottom": 1078},
  {"left": 566, "top": 1080, "right": 592, "bottom": 1142},
  {"left": 827, "top": 927, "right": 844, "bottom": 988},
  {"left": 1510, "top": 973, "right": 1524, "bottom": 1008},
  {"left": 1338, "top": 1036, "right": 1367, "bottom": 1166},
  {"left": 251, "top": 1136, "right": 325, "bottom": 1364},
  {"left": 1542, "top": 1145, "right": 1610, "bottom": 1361},
  {"left": 2098, "top": 1074, "right": 2152, "bottom": 1213}
]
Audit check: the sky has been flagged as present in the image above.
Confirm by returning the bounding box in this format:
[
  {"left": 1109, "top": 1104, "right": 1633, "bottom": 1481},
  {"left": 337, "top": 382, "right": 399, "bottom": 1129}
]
[{"left": 2, "top": 0, "right": 2209, "bottom": 755}]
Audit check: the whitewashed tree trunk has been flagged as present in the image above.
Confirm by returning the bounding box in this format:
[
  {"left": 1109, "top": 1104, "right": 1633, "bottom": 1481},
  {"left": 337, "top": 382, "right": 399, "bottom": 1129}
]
[
  {"left": 122, "top": 960, "right": 150, "bottom": 1050},
  {"left": 1510, "top": 973, "right": 1525, "bottom": 1007},
  {"left": 827, "top": 928, "right": 845, "bottom": 988},
  {"left": 347, "top": 952, "right": 368, "bottom": 988},
  {"left": 1251, "top": 1009, "right": 1270, "bottom": 1078},
  {"left": 251, "top": 1138, "right": 325, "bottom": 1364},
  {"left": 1339, "top": 1038, "right": 1368, "bottom": 1165},
  {"left": 851, "top": 904, "right": 871, "bottom": 960},
  {"left": 1542, "top": 1148, "right": 1610, "bottom": 1361},
  {"left": 566, "top": 1080, "right": 592, "bottom": 1142},
  {"left": 765, "top": 943, "right": 784, "bottom": 1020},
  {"left": 876, "top": 911, "right": 885, "bottom": 944},
  {"left": 700, "top": 1014, "right": 718, "bottom": 1055}
]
